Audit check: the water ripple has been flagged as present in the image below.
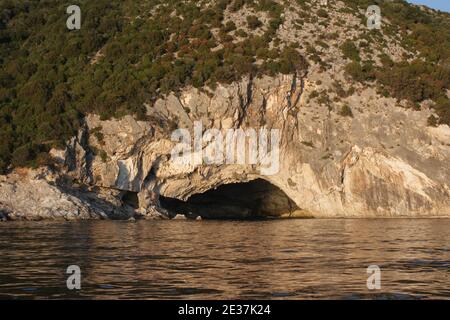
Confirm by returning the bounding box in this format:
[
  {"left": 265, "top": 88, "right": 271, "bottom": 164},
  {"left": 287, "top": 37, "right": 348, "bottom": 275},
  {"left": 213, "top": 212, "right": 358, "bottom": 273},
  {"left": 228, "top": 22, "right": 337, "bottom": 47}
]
[{"left": 0, "top": 219, "right": 449, "bottom": 299}]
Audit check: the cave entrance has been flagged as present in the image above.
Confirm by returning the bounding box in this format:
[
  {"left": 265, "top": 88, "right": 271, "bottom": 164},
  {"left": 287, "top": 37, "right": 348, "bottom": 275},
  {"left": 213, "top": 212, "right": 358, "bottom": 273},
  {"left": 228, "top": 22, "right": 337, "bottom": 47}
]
[
  {"left": 122, "top": 191, "right": 139, "bottom": 209},
  {"left": 159, "top": 179, "right": 299, "bottom": 219}
]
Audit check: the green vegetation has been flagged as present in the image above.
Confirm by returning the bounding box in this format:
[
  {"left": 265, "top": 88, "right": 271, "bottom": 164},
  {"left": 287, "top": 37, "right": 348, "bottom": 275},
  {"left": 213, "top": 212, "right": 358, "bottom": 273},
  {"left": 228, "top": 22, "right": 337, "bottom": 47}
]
[
  {"left": 376, "top": 60, "right": 450, "bottom": 103},
  {"left": 339, "top": 105, "right": 353, "bottom": 118},
  {"left": 340, "top": 40, "right": 360, "bottom": 62},
  {"left": 345, "top": 61, "right": 375, "bottom": 82},
  {"left": 246, "top": 15, "right": 262, "bottom": 29},
  {"left": 0, "top": 0, "right": 449, "bottom": 173},
  {"left": 0, "top": 0, "right": 306, "bottom": 173},
  {"left": 317, "top": 9, "right": 329, "bottom": 19},
  {"left": 427, "top": 114, "right": 438, "bottom": 127},
  {"left": 341, "top": 0, "right": 450, "bottom": 125}
]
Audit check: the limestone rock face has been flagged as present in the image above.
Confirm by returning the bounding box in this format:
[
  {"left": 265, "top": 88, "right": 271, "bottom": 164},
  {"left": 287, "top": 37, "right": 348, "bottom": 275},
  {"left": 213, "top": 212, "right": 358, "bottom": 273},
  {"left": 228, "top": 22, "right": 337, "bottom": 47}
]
[
  {"left": 1, "top": 72, "right": 450, "bottom": 219},
  {"left": 72, "top": 73, "right": 450, "bottom": 218},
  {"left": 0, "top": 169, "right": 134, "bottom": 221}
]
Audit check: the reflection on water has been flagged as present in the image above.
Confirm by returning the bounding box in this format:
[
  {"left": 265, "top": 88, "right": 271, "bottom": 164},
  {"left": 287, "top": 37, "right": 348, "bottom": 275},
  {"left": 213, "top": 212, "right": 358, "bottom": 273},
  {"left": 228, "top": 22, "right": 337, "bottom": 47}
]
[{"left": 0, "top": 219, "right": 449, "bottom": 299}]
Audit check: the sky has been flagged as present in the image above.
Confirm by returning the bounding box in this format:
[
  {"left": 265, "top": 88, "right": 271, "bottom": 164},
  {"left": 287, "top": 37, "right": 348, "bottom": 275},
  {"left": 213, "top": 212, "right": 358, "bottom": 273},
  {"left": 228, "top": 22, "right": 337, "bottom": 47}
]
[{"left": 406, "top": 0, "right": 450, "bottom": 13}]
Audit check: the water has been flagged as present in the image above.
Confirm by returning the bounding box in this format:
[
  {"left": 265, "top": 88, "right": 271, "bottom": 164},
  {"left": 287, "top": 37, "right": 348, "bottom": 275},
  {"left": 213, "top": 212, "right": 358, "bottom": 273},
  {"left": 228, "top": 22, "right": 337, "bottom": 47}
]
[{"left": 0, "top": 219, "right": 449, "bottom": 299}]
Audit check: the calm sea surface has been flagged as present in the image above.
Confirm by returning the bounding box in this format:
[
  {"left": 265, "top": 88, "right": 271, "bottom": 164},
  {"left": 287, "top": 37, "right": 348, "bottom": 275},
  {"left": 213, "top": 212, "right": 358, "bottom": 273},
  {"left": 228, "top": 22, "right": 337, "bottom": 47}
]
[{"left": 0, "top": 219, "right": 449, "bottom": 299}]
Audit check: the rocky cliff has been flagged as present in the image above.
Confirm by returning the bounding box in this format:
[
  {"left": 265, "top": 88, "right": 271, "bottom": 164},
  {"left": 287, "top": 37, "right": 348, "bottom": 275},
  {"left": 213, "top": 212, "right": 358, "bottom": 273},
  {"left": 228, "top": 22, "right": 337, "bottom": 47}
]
[
  {"left": 1, "top": 0, "right": 450, "bottom": 220},
  {"left": 1, "top": 69, "right": 449, "bottom": 220}
]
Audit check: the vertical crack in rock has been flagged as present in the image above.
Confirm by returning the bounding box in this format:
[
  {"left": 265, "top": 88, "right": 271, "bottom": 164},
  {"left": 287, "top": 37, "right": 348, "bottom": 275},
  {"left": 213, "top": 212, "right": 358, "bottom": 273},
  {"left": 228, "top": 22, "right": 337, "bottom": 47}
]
[
  {"left": 288, "top": 69, "right": 307, "bottom": 111},
  {"left": 237, "top": 74, "right": 253, "bottom": 127},
  {"left": 260, "top": 95, "right": 267, "bottom": 126},
  {"left": 64, "top": 121, "right": 93, "bottom": 184}
]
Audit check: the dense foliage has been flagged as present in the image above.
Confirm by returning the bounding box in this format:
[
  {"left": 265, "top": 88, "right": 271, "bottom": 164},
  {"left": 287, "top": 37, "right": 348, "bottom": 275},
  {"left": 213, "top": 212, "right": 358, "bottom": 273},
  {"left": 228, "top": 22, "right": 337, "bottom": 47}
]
[
  {"left": 341, "top": 0, "right": 450, "bottom": 125},
  {"left": 0, "top": 0, "right": 449, "bottom": 173},
  {"left": 0, "top": 0, "right": 306, "bottom": 172}
]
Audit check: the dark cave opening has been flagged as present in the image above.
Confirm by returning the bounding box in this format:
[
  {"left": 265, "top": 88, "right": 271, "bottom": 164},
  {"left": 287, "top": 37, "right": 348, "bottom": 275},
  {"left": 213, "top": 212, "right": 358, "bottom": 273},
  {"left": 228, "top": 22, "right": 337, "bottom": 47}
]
[
  {"left": 122, "top": 191, "right": 139, "bottom": 209},
  {"left": 159, "top": 179, "right": 299, "bottom": 219}
]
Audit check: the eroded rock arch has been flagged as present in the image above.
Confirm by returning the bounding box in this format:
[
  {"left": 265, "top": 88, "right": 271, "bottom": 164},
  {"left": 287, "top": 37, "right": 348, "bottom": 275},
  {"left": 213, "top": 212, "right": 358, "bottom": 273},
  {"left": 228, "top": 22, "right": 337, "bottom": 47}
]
[{"left": 158, "top": 178, "right": 302, "bottom": 219}]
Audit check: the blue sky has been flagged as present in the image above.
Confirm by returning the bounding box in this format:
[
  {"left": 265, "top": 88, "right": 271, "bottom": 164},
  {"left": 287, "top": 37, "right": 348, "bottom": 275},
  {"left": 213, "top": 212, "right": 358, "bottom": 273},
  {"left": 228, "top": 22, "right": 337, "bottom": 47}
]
[{"left": 406, "top": 0, "right": 450, "bottom": 13}]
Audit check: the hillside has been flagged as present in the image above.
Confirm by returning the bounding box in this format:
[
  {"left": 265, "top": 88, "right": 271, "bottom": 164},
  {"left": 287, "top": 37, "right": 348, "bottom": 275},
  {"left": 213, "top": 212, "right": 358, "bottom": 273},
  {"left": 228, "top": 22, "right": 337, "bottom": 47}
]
[{"left": 0, "top": 0, "right": 449, "bottom": 174}]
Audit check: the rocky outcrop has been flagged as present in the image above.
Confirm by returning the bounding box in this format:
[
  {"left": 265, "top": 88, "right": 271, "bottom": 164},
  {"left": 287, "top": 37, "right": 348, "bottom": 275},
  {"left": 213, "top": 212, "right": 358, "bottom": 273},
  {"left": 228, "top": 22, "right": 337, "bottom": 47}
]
[
  {"left": 2, "top": 0, "right": 450, "bottom": 222},
  {"left": 0, "top": 169, "right": 136, "bottom": 221},
  {"left": 1, "top": 72, "right": 450, "bottom": 220}
]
